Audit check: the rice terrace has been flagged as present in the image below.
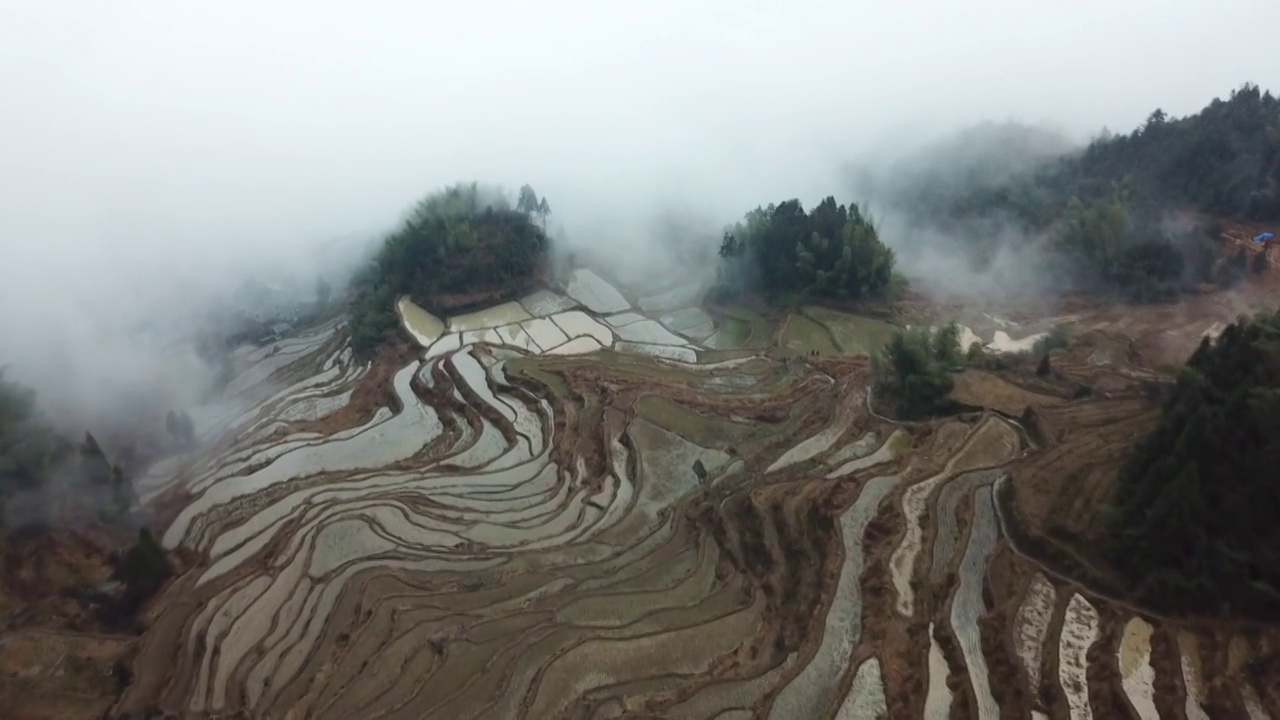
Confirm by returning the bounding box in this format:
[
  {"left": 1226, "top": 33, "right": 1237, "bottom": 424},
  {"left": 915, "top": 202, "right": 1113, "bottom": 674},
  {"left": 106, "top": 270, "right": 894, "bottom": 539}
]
[
  {"left": 5, "top": 84, "right": 1280, "bottom": 720},
  {"left": 100, "top": 248, "right": 1280, "bottom": 718}
]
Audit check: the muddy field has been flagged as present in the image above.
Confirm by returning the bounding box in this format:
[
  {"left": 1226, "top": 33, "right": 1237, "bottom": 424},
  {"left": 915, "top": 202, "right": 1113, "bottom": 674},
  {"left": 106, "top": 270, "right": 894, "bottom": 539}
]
[{"left": 92, "top": 272, "right": 1280, "bottom": 719}]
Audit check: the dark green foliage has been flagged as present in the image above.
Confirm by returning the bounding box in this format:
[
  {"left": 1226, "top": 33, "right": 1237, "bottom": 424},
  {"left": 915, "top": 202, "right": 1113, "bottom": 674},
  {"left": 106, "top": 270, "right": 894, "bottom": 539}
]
[
  {"left": 872, "top": 324, "right": 964, "bottom": 419},
  {"left": 0, "top": 372, "right": 64, "bottom": 489},
  {"left": 1108, "top": 311, "right": 1280, "bottom": 616},
  {"left": 895, "top": 85, "right": 1280, "bottom": 299},
  {"left": 113, "top": 529, "right": 173, "bottom": 610},
  {"left": 517, "top": 184, "right": 552, "bottom": 230},
  {"left": 0, "top": 372, "right": 69, "bottom": 522},
  {"left": 713, "top": 197, "right": 898, "bottom": 303},
  {"left": 1, "top": 373, "right": 138, "bottom": 526},
  {"left": 965, "top": 343, "right": 985, "bottom": 364},
  {"left": 516, "top": 184, "right": 540, "bottom": 215},
  {"left": 1010, "top": 85, "right": 1280, "bottom": 226},
  {"left": 348, "top": 183, "right": 549, "bottom": 354},
  {"left": 1048, "top": 189, "right": 1215, "bottom": 300},
  {"left": 348, "top": 278, "right": 399, "bottom": 355},
  {"left": 537, "top": 197, "right": 551, "bottom": 231},
  {"left": 1036, "top": 353, "right": 1051, "bottom": 377},
  {"left": 1072, "top": 87, "right": 1280, "bottom": 221}
]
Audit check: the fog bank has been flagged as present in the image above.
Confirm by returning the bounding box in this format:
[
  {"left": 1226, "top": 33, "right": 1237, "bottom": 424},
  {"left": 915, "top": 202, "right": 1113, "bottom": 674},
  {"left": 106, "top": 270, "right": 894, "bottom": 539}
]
[{"left": 2, "top": 0, "right": 1277, "bottom": 437}]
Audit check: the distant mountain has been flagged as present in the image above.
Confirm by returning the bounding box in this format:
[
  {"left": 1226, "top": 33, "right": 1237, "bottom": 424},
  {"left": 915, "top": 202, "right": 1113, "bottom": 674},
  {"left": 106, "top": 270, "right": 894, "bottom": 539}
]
[{"left": 861, "top": 84, "right": 1280, "bottom": 300}]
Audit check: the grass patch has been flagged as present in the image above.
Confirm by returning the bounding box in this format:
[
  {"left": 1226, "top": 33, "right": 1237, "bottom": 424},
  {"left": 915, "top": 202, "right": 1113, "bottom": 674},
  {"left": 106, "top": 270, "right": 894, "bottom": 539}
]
[
  {"left": 780, "top": 314, "right": 839, "bottom": 355},
  {"left": 803, "top": 306, "right": 897, "bottom": 356},
  {"left": 718, "top": 306, "right": 774, "bottom": 348},
  {"left": 635, "top": 396, "right": 752, "bottom": 448},
  {"left": 697, "top": 348, "right": 760, "bottom": 363},
  {"left": 705, "top": 318, "right": 750, "bottom": 349},
  {"left": 890, "top": 431, "right": 912, "bottom": 453},
  {"left": 506, "top": 359, "right": 570, "bottom": 398}
]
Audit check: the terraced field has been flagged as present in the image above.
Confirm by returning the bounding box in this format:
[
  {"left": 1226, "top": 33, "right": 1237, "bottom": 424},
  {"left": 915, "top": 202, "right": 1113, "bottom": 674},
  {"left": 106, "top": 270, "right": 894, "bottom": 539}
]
[{"left": 117, "top": 278, "right": 1280, "bottom": 718}]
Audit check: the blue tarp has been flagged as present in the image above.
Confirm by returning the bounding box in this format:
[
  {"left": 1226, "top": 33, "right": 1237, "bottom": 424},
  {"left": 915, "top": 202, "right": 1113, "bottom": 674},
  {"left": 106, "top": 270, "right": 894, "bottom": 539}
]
[{"left": 1255, "top": 232, "right": 1274, "bottom": 243}]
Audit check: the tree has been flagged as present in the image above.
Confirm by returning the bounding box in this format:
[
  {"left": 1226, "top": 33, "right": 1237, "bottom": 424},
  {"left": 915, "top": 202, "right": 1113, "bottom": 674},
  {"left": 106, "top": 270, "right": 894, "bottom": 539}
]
[
  {"left": 537, "top": 197, "right": 551, "bottom": 232},
  {"left": 1055, "top": 189, "right": 1130, "bottom": 288},
  {"left": 1142, "top": 108, "right": 1168, "bottom": 132},
  {"left": 1108, "top": 310, "right": 1280, "bottom": 616},
  {"left": 872, "top": 324, "right": 964, "bottom": 419},
  {"left": 876, "top": 84, "right": 1280, "bottom": 299},
  {"left": 113, "top": 529, "right": 173, "bottom": 610},
  {"left": 517, "top": 184, "right": 540, "bottom": 215},
  {"left": 692, "top": 459, "right": 708, "bottom": 488},
  {"left": 348, "top": 183, "right": 549, "bottom": 355},
  {"left": 0, "top": 373, "right": 145, "bottom": 527},
  {"left": 1036, "top": 352, "right": 1051, "bottom": 377},
  {"left": 1, "top": 372, "right": 62, "bottom": 521},
  {"left": 81, "top": 432, "right": 112, "bottom": 486},
  {"left": 713, "top": 196, "right": 898, "bottom": 302},
  {"left": 718, "top": 232, "right": 743, "bottom": 259}
]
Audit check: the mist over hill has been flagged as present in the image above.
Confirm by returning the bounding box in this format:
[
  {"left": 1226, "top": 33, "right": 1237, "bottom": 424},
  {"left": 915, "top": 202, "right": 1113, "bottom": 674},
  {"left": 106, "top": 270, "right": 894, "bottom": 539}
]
[{"left": 1, "top": 0, "right": 1277, "bottom": 468}]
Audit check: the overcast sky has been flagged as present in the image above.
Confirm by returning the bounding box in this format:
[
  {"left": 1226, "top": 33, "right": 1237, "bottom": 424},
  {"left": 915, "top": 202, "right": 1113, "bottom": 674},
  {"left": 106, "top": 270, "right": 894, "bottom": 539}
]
[{"left": 1, "top": 0, "right": 1278, "bottom": 422}]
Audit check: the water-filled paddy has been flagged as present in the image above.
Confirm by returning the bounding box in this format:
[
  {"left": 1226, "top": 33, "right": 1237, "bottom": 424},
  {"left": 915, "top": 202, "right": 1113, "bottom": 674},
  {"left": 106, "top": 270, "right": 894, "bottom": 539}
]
[
  {"left": 121, "top": 287, "right": 1271, "bottom": 720},
  {"left": 565, "top": 268, "right": 631, "bottom": 313},
  {"left": 396, "top": 296, "right": 445, "bottom": 345}
]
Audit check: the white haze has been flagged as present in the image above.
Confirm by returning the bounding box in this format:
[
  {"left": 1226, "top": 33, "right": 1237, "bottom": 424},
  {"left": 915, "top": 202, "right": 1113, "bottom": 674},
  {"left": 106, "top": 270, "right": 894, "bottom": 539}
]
[{"left": 1, "top": 0, "right": 1278, "bottom": 438}]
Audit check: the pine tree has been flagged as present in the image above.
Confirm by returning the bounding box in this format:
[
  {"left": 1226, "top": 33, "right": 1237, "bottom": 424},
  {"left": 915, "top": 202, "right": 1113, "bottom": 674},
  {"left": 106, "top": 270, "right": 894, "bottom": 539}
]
[
  {"left": 516, "top": 184, "right": 540, "bottom": 215},
  {"left": 537, "top": 197, "right": 551, "bottom": 231}
]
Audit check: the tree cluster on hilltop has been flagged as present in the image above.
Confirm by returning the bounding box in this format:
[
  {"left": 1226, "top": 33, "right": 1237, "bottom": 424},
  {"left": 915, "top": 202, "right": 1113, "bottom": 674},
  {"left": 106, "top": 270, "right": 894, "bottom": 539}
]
[
  {"left": 881, "top": 84, "right": 1280, "bottom": 301},
  {"left": 712, "top": 197, "right": 900, "bottom": 303},
  {"left": 1073, "top": 86, "right": 1280, "bottom": 220},
  {"left": 348, "top": 182, "right": 550, "bottom": 354},
  {"left": 1108, "top": 310, "right": 1280, "bottom": 617}
]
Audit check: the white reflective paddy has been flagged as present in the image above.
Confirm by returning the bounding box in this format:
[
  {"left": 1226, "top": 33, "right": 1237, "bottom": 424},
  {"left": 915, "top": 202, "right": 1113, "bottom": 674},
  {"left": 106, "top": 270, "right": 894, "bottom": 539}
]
[{"left": 402, "top": 275, "right": 706, "bottom": 361}]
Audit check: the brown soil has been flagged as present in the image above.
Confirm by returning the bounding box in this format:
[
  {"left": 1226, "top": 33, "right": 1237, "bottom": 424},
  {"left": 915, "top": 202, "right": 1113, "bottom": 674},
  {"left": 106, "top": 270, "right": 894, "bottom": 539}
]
[
  {"left": 54, "top": 268, "right": 1280, "bottom": 719},
  {"left": 1, "top": 527, "right": 128, "bottom": 631},
  {"left": 0, "top": 528, "right": 142, "bottom": 720},
  {"left": 0, "top": 630, "right": 134, "bottom": 720},
  {"left": 951, "top": 369, "right": 1070, "bottom": 417},
  {"left": 288, "top": 337, "right": 417, "bottom": 437}
]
